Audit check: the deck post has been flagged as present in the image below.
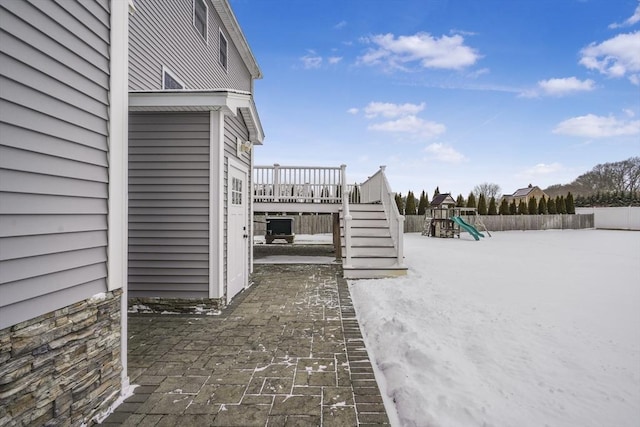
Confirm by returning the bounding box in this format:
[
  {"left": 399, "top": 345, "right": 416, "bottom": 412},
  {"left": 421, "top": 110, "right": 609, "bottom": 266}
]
[
  {"left": 344, "top": 214, "right": 352, "bottom": 268},
  {"left": 332, "top": 213, "right": 341, "bottom": 259},
  {"left": 341, "top": 168, "right": 352, "bottom": 269},
  {"left": 273, "top": 163, "right": 280, "bottom": 202},
  {"left": 340, "top": 164, "right": 347, "bottom": 204}
]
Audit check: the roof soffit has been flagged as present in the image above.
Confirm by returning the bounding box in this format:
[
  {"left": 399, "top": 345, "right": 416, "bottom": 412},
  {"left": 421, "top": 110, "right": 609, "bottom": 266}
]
[{"left": 128, "top": 90, "right": 264, "bottom": 144}]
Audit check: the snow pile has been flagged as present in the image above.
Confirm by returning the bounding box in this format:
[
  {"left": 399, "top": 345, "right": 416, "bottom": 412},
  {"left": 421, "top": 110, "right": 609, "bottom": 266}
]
[
  {"left": 89, "top": 292, "right": 107, "bottom": 302},
  {"left": 89, "top": 383, "right": 138, "bottom": 425},
  {"left": 350, "top": 230, "right": 640, "bottom": 427},
  {"left": 128, "top": 304, "right": 152, "bottom": 313}
]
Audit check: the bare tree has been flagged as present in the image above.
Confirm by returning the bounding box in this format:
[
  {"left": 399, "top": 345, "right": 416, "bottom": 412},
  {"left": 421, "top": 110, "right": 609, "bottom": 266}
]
[
  {"left": 473, "top": 182, "right": 501, "bottom": 200},
  {"left": 573, "top": 157, "right": 640, "bottom": 194}
]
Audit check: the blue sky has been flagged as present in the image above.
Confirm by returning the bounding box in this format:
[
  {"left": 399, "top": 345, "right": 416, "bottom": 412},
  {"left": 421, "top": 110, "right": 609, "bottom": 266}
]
[{"left": 232, "top": 0, "right": 640, "bottom": 198}]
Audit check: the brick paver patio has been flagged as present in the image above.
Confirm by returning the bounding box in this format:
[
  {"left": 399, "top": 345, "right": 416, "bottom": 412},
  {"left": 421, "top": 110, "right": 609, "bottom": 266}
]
[{"left": 102, "top": 260, "right": 390, "bottom": 426}]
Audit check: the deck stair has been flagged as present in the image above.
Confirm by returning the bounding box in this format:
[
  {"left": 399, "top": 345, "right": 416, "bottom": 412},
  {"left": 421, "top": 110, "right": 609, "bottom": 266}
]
[{"left": 340, "top": 203, "right": 407, "bottom": 278}]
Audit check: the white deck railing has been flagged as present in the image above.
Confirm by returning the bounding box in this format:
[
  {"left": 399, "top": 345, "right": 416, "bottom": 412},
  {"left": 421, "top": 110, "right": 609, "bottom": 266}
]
[
  {"left": 254, "top": 164, "right": 347, "bottom": 204},
  {"left": 360, "top": 166, "right": 405, "bottom": 266}
]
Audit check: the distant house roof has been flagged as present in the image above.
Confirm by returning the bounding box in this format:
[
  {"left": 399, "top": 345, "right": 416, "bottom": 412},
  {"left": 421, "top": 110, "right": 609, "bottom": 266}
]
[
  {"left": 430, "top": 193, "right": 456, "bottom": 207},
  {"left": 512, "top": 187, "right": 535, "bottom": 197},
  {"left": 510, "top": 185, "right": 543, "bottom": 198}
]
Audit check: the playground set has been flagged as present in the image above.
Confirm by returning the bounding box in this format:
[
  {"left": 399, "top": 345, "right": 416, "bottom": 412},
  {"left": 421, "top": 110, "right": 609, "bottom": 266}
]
[{"left": 422, "top": 194, "right": 490, "bottom": 241}]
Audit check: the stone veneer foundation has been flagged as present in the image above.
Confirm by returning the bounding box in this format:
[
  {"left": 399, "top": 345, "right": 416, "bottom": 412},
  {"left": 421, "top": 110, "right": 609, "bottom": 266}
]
[{"left": 0, "top": 290, "right": 123, "bottom": 426}]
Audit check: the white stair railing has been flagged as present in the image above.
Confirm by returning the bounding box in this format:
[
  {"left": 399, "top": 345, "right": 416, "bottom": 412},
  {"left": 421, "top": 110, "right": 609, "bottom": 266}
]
[{"left": 359, "top": 166, "right": 405, "bottom": 266}]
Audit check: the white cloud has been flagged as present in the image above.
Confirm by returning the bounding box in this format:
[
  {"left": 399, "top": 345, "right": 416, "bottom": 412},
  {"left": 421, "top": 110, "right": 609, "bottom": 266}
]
[
  {"left": 553, "top": 113, "right": 640, "bottom": 138},
  {"left": 537, "top": 77, "right": 595, "bottom": 96},
  {"left": 358, "top": 32, "right": 480, "bottom": 71},
  {"left": 449, "top": 29, "right": 478, "bottom": 37},
  {"left": 466, "top": 68, "right": 490, "bottom": 79},
  {"left": 579, "top": 31, "right": 640, "bottom": 84},
  {"left": 364, "top": 102, "right": 425, "bottom": 118},
  {"left": 515, "top": 163, "right": 565, "bottom": 184},
  {"left": 522, "top": 163, "right": 563, "bottom": 176},
  {"left": 424, "top": 143, "right": 467, "bottom": 163},
  {"left": 328, "top": 56, "right": 343, "bottom": 65},
  {"left": 300, "top": 51, "right": 322, "bottom": 69},
  {"left": 609, "top": 1, "right": 640, "bottom": 28},
  {"left": 357, "top": 101, "right": 445, "bottom": 139},
  {"left": 369, "top": 115, "right": 446, "bottom": 138},
  {"left": 347, "top": 108, "right": 359, "bottom": 115},
  {"left": 334, "top": 20, "right": 347, "bottom": 30}
]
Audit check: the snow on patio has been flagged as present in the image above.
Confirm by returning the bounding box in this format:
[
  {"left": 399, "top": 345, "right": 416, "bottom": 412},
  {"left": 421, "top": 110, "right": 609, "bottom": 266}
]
[{"left": 350, "top": 229, "right": 640, "bottom": 427}]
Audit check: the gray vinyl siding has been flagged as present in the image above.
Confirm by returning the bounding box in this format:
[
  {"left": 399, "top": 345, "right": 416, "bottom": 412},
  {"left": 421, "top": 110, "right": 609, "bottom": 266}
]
[
  {"left": 128, "top": 113, "right": 210, "bottom": 299},
  {"left": 222, "top": 114, "right": 251, "bottom": 287},
  {"left": 128, "top": 0, "right": 251, "bottom": 91},
  {"left": 0, "top": 0, "right": 111, "bottom": 329}
]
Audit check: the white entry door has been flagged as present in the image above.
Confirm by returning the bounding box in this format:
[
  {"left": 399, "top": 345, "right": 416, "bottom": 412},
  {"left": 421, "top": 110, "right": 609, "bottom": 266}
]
[{"left": 226, "top": 161, "right": 249, "bottom": 303}]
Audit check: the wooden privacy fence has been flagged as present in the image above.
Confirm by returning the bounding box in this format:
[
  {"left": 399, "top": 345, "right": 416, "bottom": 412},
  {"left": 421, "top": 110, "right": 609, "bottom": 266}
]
[
  {"left": 404, "top": 214, "right": 595, "bottom": 232},
  {"left": 253, "top": 214, "right": 335, "bottom": 236},
  {"left": 253, "top": 214, "right": 595, "bottom": 235}
]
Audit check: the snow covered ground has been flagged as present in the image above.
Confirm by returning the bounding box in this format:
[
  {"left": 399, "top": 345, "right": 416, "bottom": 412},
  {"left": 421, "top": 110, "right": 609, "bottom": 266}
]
[{"left": 350, "top": 230, "right": 640, "bottom": 427}]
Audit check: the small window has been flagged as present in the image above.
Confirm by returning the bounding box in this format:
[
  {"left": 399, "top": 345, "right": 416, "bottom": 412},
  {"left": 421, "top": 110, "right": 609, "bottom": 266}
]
[
  {"left": 193, "top": 0, "right": 208, "bottom": 41},
  {"left": 232, "top": 177, "right": 243, "bottom": 205},
  {"left": 162, "top": 66, "right": 185, "bottom": 90},
  {"left": 219, "top": 30, "right": 228, "bottom": 71}
]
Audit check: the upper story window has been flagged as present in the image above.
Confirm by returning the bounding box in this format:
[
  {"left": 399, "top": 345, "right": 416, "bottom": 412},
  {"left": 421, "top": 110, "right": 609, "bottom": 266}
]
[
  {"left": 193, "top": 0, "right": 208, "bottom": 41},
  {"left": 162, "top": 66, "right": 185, "bottom": 90},
  {"left": 219, "top": 30, "right": 228, "bottom": 71}
]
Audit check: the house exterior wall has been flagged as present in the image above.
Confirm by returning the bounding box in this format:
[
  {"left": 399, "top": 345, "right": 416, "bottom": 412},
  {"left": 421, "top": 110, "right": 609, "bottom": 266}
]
[
  {"left": 223, "top": 113, "right": 252, "bottom": 297},
  {"left": 517, "top": 187, "right": 547, "bottom": 205},
  {"left": 128, "top": 112, "right": 211, "bottom": 299},
  {"left": 126, "top": 0, "right": 261, "bottom": 307},
  {"left": 128, "top": 0, "right": 252, "bottom": 92},
  {"left": 0, "top": 0, "right": 128, "bottom": 424},
  {"left": 0, "top": 0, "right": 110, "bottom": 331}
]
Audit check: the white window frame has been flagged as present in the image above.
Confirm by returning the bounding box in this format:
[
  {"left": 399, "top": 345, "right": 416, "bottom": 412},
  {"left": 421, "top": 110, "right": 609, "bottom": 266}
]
[
  {"left": 193, "top": 0, "right": 208, "bottom": 42},
  {"left": 162, "top": 66, "right": 186, "bottom": 90},
  {"left": 219, "top": 29, "right": 228, "bottom": 72}
]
